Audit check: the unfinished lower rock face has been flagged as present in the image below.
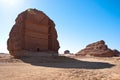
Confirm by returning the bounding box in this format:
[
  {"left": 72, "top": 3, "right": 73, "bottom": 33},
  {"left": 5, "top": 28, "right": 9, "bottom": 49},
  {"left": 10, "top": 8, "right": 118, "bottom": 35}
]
[
  {"left": 7, "top": 8, "right": 60, "bottom": 57},
  {"left": 76, "top": 40, "right": 116, "bottom": 57}
]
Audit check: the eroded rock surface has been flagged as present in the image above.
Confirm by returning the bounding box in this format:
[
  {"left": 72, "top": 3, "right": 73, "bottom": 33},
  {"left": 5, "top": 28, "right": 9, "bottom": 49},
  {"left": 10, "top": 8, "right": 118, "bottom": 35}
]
[
  {"left": 76, "top": 40, "right": 117, "bottom": 57},
  {"left": 7, "top": 8, "right": 60, "bottom": 57}
]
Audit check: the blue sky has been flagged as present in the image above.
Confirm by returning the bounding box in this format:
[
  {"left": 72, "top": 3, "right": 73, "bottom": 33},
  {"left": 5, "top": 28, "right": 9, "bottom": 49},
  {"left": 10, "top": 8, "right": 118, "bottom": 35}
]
[{"left": 0, "top": 0, "right": 120, "bottom": 53}]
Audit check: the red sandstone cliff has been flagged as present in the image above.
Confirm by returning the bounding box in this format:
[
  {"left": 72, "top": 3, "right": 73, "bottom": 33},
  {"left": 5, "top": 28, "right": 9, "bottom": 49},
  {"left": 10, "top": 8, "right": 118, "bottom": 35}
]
[{"left": 7, "top": 8, "right": 60, "bottom": 57}]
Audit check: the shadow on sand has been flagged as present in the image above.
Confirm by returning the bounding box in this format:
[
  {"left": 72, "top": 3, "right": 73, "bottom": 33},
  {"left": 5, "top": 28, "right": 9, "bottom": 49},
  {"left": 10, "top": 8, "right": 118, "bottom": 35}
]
[{"left": 19, "top": 56, "right": 115, "bottom": 69}]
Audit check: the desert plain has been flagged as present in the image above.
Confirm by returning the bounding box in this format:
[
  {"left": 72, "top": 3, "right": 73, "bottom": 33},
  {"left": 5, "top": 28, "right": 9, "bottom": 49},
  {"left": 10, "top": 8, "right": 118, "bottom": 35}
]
[{"left": 0, "top": 53, "right": 120, "bottom": 80}]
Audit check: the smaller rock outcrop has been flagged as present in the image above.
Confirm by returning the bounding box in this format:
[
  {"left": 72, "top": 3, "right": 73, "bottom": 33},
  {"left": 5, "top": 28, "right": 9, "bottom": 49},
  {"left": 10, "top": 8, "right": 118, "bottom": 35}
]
[
  {"left": 76, "top": 40, "right": 115, "bottom": 57},
  {"left": 113, "top": 49, "right": 120, "bottom": 56},
  {"left": 64, "top": 50, "right": 70, "bottom": 54}
]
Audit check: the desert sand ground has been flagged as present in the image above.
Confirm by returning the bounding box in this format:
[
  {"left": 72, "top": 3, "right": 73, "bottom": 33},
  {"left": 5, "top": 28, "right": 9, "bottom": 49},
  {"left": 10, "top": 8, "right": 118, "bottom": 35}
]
[{"left": 0, "top": 53, "right": 120, "bottom": 80}]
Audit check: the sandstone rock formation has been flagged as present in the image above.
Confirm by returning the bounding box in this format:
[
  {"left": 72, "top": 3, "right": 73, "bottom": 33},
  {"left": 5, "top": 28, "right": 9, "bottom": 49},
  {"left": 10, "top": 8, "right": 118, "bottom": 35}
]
[
  {"left": 64, "top": 50, "right": 70, "bottom": 54},
  {"left": 7, "top": 8, "right": 60, "bottom": 57},
  {"left": 113, "top": 49, "right": 120, "bottom": 56},
  {"left": 76, "top": 40, "right": 116, "bottom": 57}
]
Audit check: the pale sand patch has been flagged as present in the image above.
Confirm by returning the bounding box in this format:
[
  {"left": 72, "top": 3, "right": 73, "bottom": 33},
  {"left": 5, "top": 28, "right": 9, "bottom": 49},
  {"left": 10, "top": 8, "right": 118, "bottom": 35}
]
[{"left": 0, "top": 54, "right": 120, "bottom": 80}]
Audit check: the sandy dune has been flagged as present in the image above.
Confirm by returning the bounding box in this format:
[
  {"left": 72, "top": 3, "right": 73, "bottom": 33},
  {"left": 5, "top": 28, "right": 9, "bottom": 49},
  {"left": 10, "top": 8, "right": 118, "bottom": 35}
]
[{"left": 0, "top": 53, "right": 120, "bottom": 80}]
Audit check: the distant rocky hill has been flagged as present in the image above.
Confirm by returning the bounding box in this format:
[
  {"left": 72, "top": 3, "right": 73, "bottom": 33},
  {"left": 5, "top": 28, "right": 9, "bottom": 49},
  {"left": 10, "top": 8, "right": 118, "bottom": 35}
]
[{"left": 76, "top": 40, "right": 120, "bottom": 57}]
